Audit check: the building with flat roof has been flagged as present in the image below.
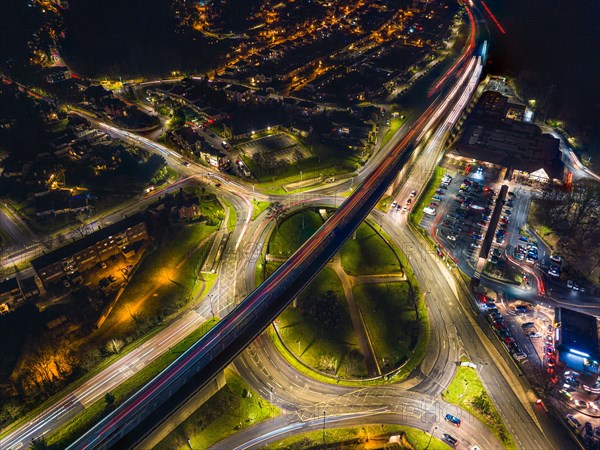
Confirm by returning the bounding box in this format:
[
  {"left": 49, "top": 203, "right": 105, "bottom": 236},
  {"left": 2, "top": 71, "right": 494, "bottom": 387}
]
[
  {"left": 31, "top": 214, "right": 149, "bottom": 287},
  {"left": 454, "top": 90, "right": 565, "bottom": 182},
  {"left": 554, "top": 307, "right": 599, "bottom": 376}
]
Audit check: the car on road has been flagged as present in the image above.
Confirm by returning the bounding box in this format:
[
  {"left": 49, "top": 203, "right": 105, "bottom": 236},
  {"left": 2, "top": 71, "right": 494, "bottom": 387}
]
[
  {"left": 447, "top": 234, "right": 457, "bottom": 241},
  {"left": 567, "top": 280, "right": 574, "bottom": 289},
  {"left": 574, "top": 399, "right": 588, "bottom": 409},
  {"left": 445, "top": 413, "right": 461, "bottom": 427},
  {"left": 521, "top": 322, "right": 535, "bottom": 329},
  {"left": 410, "top": 190, "right": 417, "bottom": 196},
  {"left": 527, "top": 331, "right": 542, "bottom": 338},
  {"left": 407, "top": 198, "right": 413, "bottom": 204},
  {"left": 182, "top": 161, "right": 191, "bottom": 167},
  {"left": 433, "top": 195, "right": 443, "bottom": 201},
  {"left": 97, "top": 261, "right": 107, "bottom": 269},
  {"left": 443, "top": 434, "right": 459, "bottom": 447},
  {"left": 392, "top": 201, "right": 398, "bottom": 208}
]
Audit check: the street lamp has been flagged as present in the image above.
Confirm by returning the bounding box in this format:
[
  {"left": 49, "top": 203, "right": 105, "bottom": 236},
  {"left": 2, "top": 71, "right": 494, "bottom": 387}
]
[
  {"left": 424, "top": 426, "right": 438, "bottom": 450},
  {"left": 322, "top": 410, "right": 326, "bottom": 443},
  {"left": 460, "top": 381, "right": 469, "bottom": 403}
]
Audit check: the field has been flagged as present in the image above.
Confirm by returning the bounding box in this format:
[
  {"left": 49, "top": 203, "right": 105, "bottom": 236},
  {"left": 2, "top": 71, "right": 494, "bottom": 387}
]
[
  {"left": 276, "top": 267, "right": 366, "bottom": 378},
  {"left": 340, "top": 222, "right": 401, "bottom": 276},
  {"left": 264, "top": 212, "right": 426, "bottom": 382},
  {"left": 267, "top": 210, "right": 324, "bottom": 258},
  {"left": 353, "top": 282, "right": 420, "bottom": 372}
]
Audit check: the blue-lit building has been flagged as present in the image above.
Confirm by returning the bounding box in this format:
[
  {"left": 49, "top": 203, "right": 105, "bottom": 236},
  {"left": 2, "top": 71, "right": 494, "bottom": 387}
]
[{"left": 554, "top": 307, "right": 599, "bottom": 377}]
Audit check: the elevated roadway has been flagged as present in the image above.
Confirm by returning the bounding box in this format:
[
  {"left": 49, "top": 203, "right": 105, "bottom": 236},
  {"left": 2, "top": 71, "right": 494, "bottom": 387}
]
[{"left": 65, "top": 40, "right": 485, "bottom": 450}]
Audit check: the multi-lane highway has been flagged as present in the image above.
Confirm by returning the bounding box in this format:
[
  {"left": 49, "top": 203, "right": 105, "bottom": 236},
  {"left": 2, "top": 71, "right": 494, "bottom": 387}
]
[
  {"left": 2, "top": 2, "right": 585, "bottom": 449},
  {"left": 60, "top": 15, "right": 489, "bottom": 448}
]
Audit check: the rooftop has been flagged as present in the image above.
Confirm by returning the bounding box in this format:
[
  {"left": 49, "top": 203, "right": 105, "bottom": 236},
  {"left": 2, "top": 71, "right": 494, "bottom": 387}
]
[
  {"left": 556, "top": 307, "right": 600, "bottom": 363},
  {"left": 31, "top": 213, "right": 147, "bottom": 271}
]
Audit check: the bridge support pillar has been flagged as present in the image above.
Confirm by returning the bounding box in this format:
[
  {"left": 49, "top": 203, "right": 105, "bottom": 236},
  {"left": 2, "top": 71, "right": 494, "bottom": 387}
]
[{"left": 133, "top": 370, "right": 226, "bottom": 450}]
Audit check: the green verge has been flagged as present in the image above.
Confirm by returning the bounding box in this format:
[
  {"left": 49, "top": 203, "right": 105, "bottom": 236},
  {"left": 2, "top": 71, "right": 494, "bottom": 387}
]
[
  {"left": 46, "top": 318, "right": 220, "bottom": 449},
  {"left": 265, "top": 424, "right": 447, "bottom": 450},
  {"left": 227, "top": 204, "right": 237, "bottom": 233},
  {"left": 381, "top": 116, "right": 405, "bottom": 148},
  {"left": 252, "top": 200, "right": 271, "bottom": 220},
  {"left": 442, "top": 365, "right": 517, "bottom": 450},
  {"left": 409, "top": 166, "right": 445, "bottom": 225},
  {"left": 155, "top": 369, "right": 279, "bottom": 450}
]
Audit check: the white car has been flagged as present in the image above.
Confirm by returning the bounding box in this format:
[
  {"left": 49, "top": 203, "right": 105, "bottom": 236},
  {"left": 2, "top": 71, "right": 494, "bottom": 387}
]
[
  {"left": 514, "top": 352, "right": 528, "bottom": 361},
  {"left": 391, "top": 201, "right": 398, "bottom": 208},
  {"left": 574, "top": 399, "right": 587, "bottom": 409},
  {"left": 567, "top": 280, "right": 573, "bottom": 289}
]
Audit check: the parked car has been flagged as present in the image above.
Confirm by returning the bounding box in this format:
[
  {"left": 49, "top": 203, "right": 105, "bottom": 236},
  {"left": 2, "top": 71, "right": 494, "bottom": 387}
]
[
  {"left": 514, "top": 352, "right": 528, "bottom": 361},
  {"left": 565, "top": 414, "right": 582, "bottom": 432}
]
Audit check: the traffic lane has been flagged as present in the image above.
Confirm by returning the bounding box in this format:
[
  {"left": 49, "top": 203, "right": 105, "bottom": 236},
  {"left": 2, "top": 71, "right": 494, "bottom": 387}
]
[
  {"left": 0, "top": 309, "right": 209, "bottom": 450},
  {"left": 213, "top": 409, "right": 501, "bottom": 450},
  {"left": 387, "top": 217, "right": 553, "bottom": 450}
]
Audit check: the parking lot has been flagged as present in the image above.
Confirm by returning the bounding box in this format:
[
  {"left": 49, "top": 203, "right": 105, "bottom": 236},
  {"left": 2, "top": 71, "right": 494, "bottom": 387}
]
[
  {"left": 238, "top": 133, "right": 311, "bottom": 168},
  {"left": 475, "top": 291, "right": 600, "bottom": 447}
]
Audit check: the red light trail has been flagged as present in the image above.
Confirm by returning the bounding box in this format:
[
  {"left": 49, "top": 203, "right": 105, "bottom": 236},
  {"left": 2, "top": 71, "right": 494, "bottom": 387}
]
[
  {"left": 480, "top": 0, "right": 506, "bottom": 34},
  {"left": 427, "top": 4, "right": 476, "bottom": 98}
]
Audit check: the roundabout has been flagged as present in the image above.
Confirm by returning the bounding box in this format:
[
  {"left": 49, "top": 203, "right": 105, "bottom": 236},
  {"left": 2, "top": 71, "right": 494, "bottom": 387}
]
[{"left": 259, "top": 209, "right": 428, "bottom": 383}]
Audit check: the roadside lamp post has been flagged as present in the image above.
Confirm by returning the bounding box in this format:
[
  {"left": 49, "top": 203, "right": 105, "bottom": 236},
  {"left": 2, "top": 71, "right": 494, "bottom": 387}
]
[
  {"left": 424, "top": 426, "right": 438, "bottom": 450},
  {"left": 322, "top": 410, "right": 326, "bottom": 443}
]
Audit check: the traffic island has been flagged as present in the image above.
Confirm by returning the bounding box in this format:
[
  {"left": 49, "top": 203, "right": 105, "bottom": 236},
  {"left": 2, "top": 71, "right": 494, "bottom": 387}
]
[
  {"left": 261, "top": 210, "right": 427, "bottom": 384},
  {"left": 442, "top": 361, "right": 517, "bottom": 450}
]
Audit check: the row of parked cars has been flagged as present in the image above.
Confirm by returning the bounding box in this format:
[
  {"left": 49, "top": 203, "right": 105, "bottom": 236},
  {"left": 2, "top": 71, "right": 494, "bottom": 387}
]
[
  {"left": 481, "top": 298, "right": 528, "bottom": 361},
  {"left": 565, "top": 413, "right": 600, "bottom": 447}
]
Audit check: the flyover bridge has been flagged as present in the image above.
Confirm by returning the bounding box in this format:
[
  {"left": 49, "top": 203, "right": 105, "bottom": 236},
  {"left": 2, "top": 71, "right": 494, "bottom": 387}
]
[{"left": 68, "top": 39, "right": 483, "bottom": 450}]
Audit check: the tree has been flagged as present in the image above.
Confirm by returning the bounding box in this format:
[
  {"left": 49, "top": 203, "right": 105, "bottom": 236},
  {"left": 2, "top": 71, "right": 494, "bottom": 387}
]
[
  {"left": 29, "top": 437, "right": 50, "bottom": 450},
  {"left": 104, "top": 392, "right": 116, "bottom": 408}
]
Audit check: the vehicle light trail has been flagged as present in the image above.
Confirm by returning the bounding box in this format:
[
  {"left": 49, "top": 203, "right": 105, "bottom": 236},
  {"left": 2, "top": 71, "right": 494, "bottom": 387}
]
[
  {"left": 427, "top": 3, "right": 476, "bottom": 98},
  {"left": 66, "top": 54, "right": 482, "bottom": 448},
  {"left": 480, "top": 0, "right": 506, "bottom": 34}
]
